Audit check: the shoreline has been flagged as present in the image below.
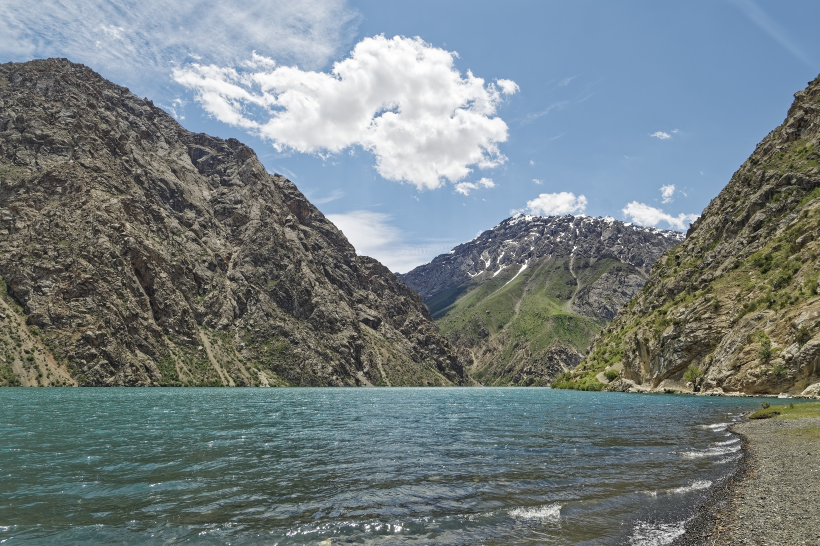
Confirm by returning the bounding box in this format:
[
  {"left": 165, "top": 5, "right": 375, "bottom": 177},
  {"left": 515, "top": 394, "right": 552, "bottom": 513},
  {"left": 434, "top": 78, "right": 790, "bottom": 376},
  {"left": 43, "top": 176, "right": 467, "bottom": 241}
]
[
  {"left": 672, "top": 415, "right": 820, "bottom": 546},
  {"left": 669, "top": 420, "right": 752, "bottom": 546}
]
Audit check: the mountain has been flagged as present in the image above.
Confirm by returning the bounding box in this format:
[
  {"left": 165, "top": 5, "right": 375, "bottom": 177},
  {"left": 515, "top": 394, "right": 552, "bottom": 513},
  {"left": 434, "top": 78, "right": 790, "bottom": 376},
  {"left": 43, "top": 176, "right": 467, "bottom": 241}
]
[
  {"left": 577, "top": 73, "right": 820, "bottom": 396},
  {"left": 400, "top": 214, "right": 683, "bottom": 385},
  {"left": 0, "top": 58, "right": 466, "bottom": 387}
]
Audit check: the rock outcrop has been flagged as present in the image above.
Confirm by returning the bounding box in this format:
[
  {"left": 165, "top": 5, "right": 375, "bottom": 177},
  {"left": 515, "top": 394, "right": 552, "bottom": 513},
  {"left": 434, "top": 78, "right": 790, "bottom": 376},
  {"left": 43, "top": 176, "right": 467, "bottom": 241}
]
[
  {"left": 583, "top": 73, "right": 820, "bottom": 395},
  {"left": 0, "top": 58, "right": 465, "bottom": 387},
  {"left": 400, "top": 214, "right": 682, "bottom": 385}
]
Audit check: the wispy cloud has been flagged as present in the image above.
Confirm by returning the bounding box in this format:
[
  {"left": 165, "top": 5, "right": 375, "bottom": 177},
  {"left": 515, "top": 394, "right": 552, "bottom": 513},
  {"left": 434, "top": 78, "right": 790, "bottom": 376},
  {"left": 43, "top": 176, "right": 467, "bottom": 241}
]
[
  {"left": 309, "top": 188, "right": 346, "bottom": 205},
  {"left": 553, "top": 75, "right": 578, "bottom": 89},
  {"left": 532, "top": 178, "right": 542, "bottom": 185},
  {"left": 326, "top": 210, "right": 453, "bottom": 273},
  {"left": 521, "top": 101, "right": 569, "bottom": 125},
  {"left": 160, "top": 98, "right": 187, "bottom": 120},
  {"left": 729, "top": 0, "right": 815, "bottom": 67},
  {"left": 0, "top": 0, "right": 360, "bottom": 91},
  {"left": 621, "top": 202, "right": 698, "bottom": 231},
  {"left": 520, "top": 76, "right": 599, "bottom": 126}
]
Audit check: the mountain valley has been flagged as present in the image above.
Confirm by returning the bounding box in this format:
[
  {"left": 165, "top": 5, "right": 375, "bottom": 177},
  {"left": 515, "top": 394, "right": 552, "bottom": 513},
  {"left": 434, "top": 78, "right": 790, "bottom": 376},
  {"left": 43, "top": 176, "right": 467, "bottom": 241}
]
[{"left": 401, "top": 215, "right": 683, "bottom": 385}]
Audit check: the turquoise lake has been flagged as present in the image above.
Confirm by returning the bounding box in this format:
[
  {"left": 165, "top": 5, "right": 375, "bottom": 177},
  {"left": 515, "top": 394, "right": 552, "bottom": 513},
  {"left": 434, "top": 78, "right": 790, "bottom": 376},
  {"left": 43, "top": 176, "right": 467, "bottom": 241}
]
[{"left": 0, "top": 388, "right": 781, "bottom": 544}]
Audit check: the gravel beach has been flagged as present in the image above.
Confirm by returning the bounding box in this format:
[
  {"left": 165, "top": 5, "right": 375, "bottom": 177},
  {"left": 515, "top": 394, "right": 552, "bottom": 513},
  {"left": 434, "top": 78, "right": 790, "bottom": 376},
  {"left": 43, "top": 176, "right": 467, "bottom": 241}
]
[{"left": 673, "top": 416, "right": 820, "bottom": 546}]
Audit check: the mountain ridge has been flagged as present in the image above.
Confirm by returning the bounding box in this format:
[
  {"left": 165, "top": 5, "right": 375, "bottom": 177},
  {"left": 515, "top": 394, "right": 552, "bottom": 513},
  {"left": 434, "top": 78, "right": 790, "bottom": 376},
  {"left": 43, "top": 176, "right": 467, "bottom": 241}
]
[
  {"left": 576, "top": 73, "right": 820, "bottom": 396},
  {"left": 401, "top": 213, "right": 683, "bottom": 385},
  {"left": 0, "top": 58, "right": 466, "bottom": 387}
]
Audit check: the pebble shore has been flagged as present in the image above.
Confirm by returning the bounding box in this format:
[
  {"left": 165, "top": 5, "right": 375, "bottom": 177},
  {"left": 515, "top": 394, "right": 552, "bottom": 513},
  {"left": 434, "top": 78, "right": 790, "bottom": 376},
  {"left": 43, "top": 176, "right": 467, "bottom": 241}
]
[{"left": 673, "top": 417, "right": 820, "bottom": 546}]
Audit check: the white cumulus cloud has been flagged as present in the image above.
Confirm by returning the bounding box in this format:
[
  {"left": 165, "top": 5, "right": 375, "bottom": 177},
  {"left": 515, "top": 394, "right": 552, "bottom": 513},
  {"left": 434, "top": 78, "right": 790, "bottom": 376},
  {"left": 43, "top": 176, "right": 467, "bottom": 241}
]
[
  {"left": 173, "top": 35, "right": 517, "bottom": 191},
  {"left": 621, "top": 202, "right": 699, "bottom": 231},
  {"left": 326, "top": 210, "right": 452, "bottom": 273},
  {"left": 454, "top": 177, "right": 495, "bottom": 196},
  {"left": 660, "top": 184, "right": 675, "bottom": 203},
  {"left": 525, "top": 192, "right": 587, "bottom": 216},
  {"left": 650, "top": 131, "right": 672, "bottom": 140}
]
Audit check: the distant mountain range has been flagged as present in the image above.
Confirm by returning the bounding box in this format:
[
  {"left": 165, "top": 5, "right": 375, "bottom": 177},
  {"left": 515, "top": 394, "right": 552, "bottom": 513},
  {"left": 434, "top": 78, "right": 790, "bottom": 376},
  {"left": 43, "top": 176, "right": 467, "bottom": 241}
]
[{"left": 400, "top": 215, "right": 682, "bottom": 385}]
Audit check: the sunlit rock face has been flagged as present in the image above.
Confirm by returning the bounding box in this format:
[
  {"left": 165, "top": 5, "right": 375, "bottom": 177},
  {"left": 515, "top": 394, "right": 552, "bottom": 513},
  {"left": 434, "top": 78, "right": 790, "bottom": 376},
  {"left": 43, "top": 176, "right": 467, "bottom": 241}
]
[
  {"left": 589, "top": 73, "right": 820, "bottom": 395},
  {"left": 0, "top": 58, "right": 466, "bottom": 387}
]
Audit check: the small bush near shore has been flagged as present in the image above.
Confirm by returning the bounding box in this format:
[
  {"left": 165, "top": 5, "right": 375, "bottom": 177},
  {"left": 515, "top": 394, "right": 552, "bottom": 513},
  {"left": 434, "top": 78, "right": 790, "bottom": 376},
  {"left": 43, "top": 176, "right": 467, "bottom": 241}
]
[
  {"left": 750, "top": 400, "right": 820, "bottom": 420},
  {"left": 604, "top": 369, "right": 619, "bottom": 382}
]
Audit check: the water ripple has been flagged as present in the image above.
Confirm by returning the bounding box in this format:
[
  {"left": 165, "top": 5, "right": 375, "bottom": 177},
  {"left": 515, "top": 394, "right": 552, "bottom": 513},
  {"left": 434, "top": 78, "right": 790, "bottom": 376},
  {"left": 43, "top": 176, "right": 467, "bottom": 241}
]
[{"left": 0, "top": 388, "right": 777, "bottom": 544}]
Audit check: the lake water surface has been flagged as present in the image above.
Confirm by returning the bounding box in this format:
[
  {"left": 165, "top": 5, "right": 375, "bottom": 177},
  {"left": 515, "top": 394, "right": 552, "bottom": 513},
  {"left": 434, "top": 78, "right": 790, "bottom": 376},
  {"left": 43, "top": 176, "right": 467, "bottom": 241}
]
[{"left": 0, "top": 388, "right": 780, "bottom": 544}]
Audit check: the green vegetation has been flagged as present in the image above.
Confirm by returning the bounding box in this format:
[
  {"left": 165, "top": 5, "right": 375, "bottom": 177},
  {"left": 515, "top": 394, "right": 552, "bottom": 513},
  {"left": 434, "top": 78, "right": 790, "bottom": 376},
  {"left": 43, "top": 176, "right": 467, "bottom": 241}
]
[
  {"left": 796, "top": 324, "right": 812, "bottom": 345},
  {"left": 565, "top": 320, "right": 637, "bottom": 390},
  {"left": 683, "top": 365, "right": 704, "bottom": 384},
  {"left": 166, "top": 342, "right": 223, "bottom": 387},
  {"left": 433, "top": 256, "right": 608, "bottom": 385},
  {"left": 756, "top": 332, "right": 773, "bottom": 364},
  {"left": 0, "top": 362, "right": 21, "bottom": 386},
  {"left": 551, "top": 371, "right": 605, "bottom": 391},
  {"left": 604, "top": 369, "right": 619, "bottom": 382},
  {"left": 749, "top": 400, "right": 820, "bottom": 420},
  {"left": 798, "top": 185, "right": 820, "bottom": 207},
  {"left": 156, "top": 355, "right": 181, "bottom": 386},
  {"left": 769, "top": 140, "right": 820, "bottom": 174}
]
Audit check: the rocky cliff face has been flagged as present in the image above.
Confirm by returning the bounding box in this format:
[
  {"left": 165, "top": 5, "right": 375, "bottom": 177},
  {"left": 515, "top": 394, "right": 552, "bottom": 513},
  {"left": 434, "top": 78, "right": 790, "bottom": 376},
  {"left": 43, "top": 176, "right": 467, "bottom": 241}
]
[
  {"left": 583, "top": 74, "right": 820, "bottom": 396},
  {"left": 0, "top": 58, "right": 465, "bottom": 387},
  {"left": 400, "top": 215, "right": 682, "bottom": 385}
]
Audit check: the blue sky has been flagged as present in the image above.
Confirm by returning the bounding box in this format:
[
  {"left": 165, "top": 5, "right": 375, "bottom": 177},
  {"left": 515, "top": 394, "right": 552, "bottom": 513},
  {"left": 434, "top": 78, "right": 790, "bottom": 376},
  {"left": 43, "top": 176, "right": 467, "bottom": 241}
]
[{"left": 2, "top": 1, "right": 819, "bottom": 272}]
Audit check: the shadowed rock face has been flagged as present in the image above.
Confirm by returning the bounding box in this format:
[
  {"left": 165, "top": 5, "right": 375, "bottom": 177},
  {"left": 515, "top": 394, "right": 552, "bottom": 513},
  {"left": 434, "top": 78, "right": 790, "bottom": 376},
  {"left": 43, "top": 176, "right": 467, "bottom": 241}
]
[
  {"left": 587, "top": 73, "right": 820, "bottom": 395},
  {"left": 0, "top": 58, "right": 465, "bottom": 387},
  {"left": 400, "top": 215, "right": 682, "bottom": 385}
]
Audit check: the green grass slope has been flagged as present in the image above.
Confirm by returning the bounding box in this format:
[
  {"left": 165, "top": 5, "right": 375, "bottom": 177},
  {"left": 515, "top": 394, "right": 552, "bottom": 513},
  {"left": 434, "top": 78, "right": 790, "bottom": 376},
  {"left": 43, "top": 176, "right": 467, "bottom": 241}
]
[{"left": 435, "top": 256, "right": 606, "bottom": 385}]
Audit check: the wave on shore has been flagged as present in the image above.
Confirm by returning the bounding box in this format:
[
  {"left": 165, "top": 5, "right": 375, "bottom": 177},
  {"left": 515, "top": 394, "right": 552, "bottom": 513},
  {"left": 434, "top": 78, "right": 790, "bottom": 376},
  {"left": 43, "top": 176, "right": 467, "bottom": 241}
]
[{"left": 629, "top": 520, "right": 687, "bottom": 545}]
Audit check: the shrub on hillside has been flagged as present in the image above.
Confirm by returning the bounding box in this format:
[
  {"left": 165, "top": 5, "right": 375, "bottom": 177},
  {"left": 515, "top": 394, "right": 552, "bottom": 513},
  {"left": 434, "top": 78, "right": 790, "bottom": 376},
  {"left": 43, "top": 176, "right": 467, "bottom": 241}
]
[{"left": 683, "top": 365, "right": 704, "bottom": 384}]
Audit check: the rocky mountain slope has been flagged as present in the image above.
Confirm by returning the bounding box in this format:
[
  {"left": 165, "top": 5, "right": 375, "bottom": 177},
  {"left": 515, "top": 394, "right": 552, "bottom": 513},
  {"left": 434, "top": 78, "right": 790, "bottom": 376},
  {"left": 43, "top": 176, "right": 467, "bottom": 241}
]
[
  {"left": 576, "top": 73, "right": 820, "bottom": 396},
  {"left": 0, "top": 58, "right": 466, "bottom": 387},
  {"left": 400, "top": 215, "right": 682, "bottom": 385}
]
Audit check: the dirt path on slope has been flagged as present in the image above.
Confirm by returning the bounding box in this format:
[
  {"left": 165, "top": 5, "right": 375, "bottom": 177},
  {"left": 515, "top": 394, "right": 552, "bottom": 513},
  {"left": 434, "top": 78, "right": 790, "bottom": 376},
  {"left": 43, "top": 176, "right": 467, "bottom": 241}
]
[{"left": 565, "top": 254, "right": 581, "bottom": 311}]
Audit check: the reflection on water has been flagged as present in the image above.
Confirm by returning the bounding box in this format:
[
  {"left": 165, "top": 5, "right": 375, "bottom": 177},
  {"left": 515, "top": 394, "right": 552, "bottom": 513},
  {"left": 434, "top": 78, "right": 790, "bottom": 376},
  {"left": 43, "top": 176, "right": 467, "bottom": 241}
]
[{"left": 0, "top": 388, "right": 778, "bottom": 544}]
